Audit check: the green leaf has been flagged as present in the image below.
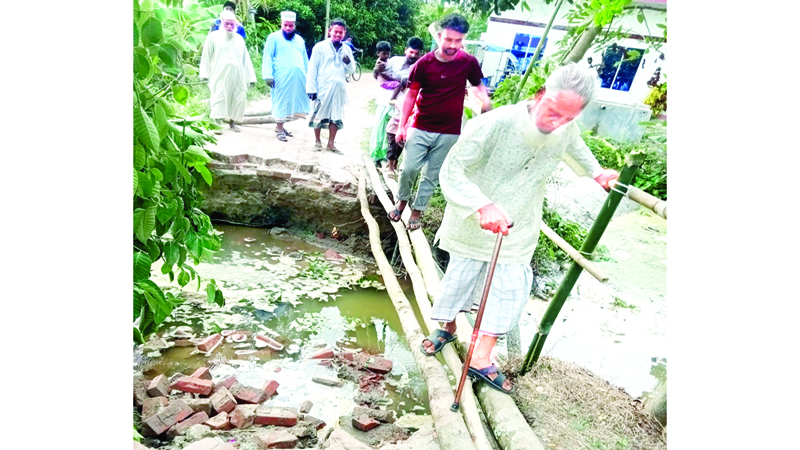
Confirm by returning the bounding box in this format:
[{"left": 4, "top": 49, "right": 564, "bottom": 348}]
[
  {"left": 156, "top": 204, "right": 173, "bottom": 225},
  {"left": 154, "top": 103, "right": 168, "bottom": 141},
  {"left": 138, "top": 171, "right": 153, "bottom": 197},
  {"left": 214, "top": 289, "right": 224, "bottom": 307},
  {"left": 133, "top": 251, "right": 153, "bottom": 282},
  {"left": 164, "top": 241, "right": 180, "bottom": 266},
  {"left": 134, "top": 144, "right": 146, "bottom": 170},
  {"left": 177, "top": 269, "right": 190, "bottom": 287},
  {"left": 161, "top": 262, "right": 172, "bottom": 274},
  {"left": 206, "top": 281, "right": 216, "bottom": 305},
  {"left": 134, "top": 21, "right": 140, "bottom": 46},
  {"left": 134, "top": 51, "right": 150, "bottom": 80},
  {"left": 182, "top": 63, "right": 198, "bottom": 76},
  {"left": 170, "top": 156, "right": 193, "bottom": 183},
  {"left": 147, "top": 239, "right": 161, "bottom": 261},
  {"left": 134, "top": 206, "right": 156, "bottom": 243},
  {"left": 134, "top": 327, "right": 145, "bottom": 344},
  {"left": 157, "top": 43, "right": 179, "bottom": 68},
  {"left": 194, "top": 164, "right": 212, "bottom": 186},
  {"left": 134, "top": 105, "right": 161, "bottom": 151},
  {"left": 140, "top": 280, "right": 171, "bottom": 326},
  {"left": 184, "top": 145, "right": 212, "bottom": 164},
  {"left": 142, "top": 18, "right": 163, "bottom": 45},
  {"left": 186, "top": 231, "right": 201, "bottom": 257},
  {"left": 139, "top": 0, "right": 154, "bottom": 12},
  {"left": 139, "top": 302, "right": 156, "bottom": 336},
  {"left": 637, "top": 10, "right": 644, "bottom": 24},
  {"left": 172, "top": 85, "right": 189, "bottom": 105},
  {"left": 157, "top": 97, "right": 175, "bottom": 117},
  {"left": 134, "top": 288, "right": 145, "bottom": 320},
  {"left": 150, "top": 167, "right": 163, "bottom": 183},
  {"left": 133, "top": 166, "right": 139, "bottom": 197}
]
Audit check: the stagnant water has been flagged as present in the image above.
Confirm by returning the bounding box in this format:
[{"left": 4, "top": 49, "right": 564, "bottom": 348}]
[{"left": 138, "top": 224, "right": 430, "bottom": 429}]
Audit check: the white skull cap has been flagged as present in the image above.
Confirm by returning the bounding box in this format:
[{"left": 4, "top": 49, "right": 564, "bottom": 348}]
[
  {"left": 280, "top": 11, "right": 296, "bottom": 22},
  {"left": 220, "top": 10, "right": 236, "bottom": 21}
]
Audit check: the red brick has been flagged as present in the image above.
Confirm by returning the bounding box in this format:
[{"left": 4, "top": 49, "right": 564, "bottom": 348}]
[
  {"left": 142, "top": 399, "right": 192, "bottom": 435},
  {"left": 191, "top": 367, "right": 212, "bottom": 381},
  {"left": 366, "top": 357, "right": 393, "bottom": 374},
  {"left": 197, "top": 334, "right": 223, "bottom": 353},
  {"left": 184, "top": 398, "right": 212, "bottom": 416},
  {"left": 262, "top": 380, "right": 280, "bottom": 399},
  {"left": 229, "top": 404, "right": 257, "bottom": 429},
  {"left": 167, "top": 411, "right": 210, "bottom": 438},
  {"left": 302, "top": 415, "right": 327, "bottom": 430},
  {"left": 212, "top": 375, "right": 238, "bottom": 393},
  {"left": 229, "top": 383, "right": 267, "bottom": 404},
  {"left": 254, "top": 406, "right": 298, "bottom": 427},
  {"left": 309, "top": 348, "right": 334, "bottom": 359},
  {"left": 170, "top": 377, "right": 213, "bottom": 396},
  {"left": 352, "top": 415, "right": 380, "bottom": 432},
  {"left": 255, "top": 429, "right": 299, "bottom": 449},
  {"left": 142, "top": 397, "right": 169, "bottom": 421},
  {"left": 147, "top": 374, "right": 170, "bottom": 397},
  {"left": 134, "top": 380, "right": 150, "bottom": 407},
  {"left": 323, "top": 249, "right": 344, "bottom": 261},
  {"left": 317, "top": 360, "right": 332, "bottom": 367},
  {"left": 299, "top": 401, "right": 313, "bottom": 414},
  {"left": 173, "top": 339, "right": 194, "bottom": 347},
  {"left": 204, "top": 411, "right": 232, "bottom": 431},
  {"left": 274, "top": 367, "right": 282, "bottom": 373},
  {"left": 342, "top": 351, "right": 355, "bottom": 361},
  {"left": 210, "top": 386, "right": 237, "bottom": 414}
]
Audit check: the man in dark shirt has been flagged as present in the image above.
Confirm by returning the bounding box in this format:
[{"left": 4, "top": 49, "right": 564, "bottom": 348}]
[{"left": 387, "top": 14, "right": 492, "bottom": 230}]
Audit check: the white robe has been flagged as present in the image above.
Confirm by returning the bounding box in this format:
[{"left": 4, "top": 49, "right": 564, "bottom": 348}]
[
  {"left": 262, "top": 31, "right": 309, "bottom": 120},
  {"left": 199, "top": 30, "right": 256, "bottom": 122},
  {"left": 306, "top": 40, "right": 355, "bottom": 124}
]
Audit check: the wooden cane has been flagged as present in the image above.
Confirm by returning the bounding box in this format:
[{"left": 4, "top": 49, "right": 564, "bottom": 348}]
[{"left": 451, "top": 222, "right": 512, "bottom": 412}]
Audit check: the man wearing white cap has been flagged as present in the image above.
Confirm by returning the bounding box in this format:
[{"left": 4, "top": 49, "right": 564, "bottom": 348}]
[
  {"left": 263, "top": 11, "right": 310, "bottom": 142},
  {"left": 306, "top": 18, "right": 355, "bottom": 152},
  {"left": 200, "top": 10, "right": 257, "bottom": 133}
]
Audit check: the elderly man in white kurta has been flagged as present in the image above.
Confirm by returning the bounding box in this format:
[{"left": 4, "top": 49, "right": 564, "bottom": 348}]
[
  {"left": 200, "top": 10, "right": 256, "bottom": 133},
  {"left": 263, "top": 11, "right": 309, "bottom": 142},
  {"left": 420, "top": 64, "right": 620, "bottom": 394},
  {"left": 306, "top": 18, "right": 355, "bottom": 152}
]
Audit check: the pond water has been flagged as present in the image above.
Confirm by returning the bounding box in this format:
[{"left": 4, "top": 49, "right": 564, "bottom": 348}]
[{"left": 138, "top": 224, "right": 430, "bottom": 428}]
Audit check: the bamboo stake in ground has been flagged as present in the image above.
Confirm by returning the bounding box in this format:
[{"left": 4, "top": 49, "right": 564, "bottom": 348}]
[
  {"left": 521, "top": 152, "right": 647, "bottom": 374},
  {"left": 362, "top": 156, "right": 494, "bottom": 449},
  {"left": 356, "top": 169, "right": 477, "bottom": 450}
]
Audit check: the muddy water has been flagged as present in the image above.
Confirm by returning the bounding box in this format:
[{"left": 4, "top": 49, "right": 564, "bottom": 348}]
[{"left": 140, "top": 225, "right": 430, "bottom": 428}]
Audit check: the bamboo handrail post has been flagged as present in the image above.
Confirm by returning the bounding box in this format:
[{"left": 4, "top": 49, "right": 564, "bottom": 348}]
[{"left": 520, "top": 152, "right": 646, "bottom": 374}]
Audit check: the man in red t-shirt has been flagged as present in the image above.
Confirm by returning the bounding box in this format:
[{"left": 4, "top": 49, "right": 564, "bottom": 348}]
[{"left": 387, "top": 14, "right": 492, "bottom": 230}]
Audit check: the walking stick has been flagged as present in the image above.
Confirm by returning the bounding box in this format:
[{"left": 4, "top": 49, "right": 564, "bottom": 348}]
[{"left": 451, "top": 222, "right": 512, "bottom": 412}]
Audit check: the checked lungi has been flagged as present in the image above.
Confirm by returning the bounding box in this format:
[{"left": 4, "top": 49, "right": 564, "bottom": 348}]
[{"left": 430, "top": 254, "right": 533, "bottom": 336}]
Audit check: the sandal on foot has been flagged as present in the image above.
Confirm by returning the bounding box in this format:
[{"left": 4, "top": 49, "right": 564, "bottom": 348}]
[
  {"left": 406, "top": 219, "right": 422, "bottom": 231},
  {"left": 388, "top": 208, "right": 403, "bottom": 222},
  {"left": 468, "top": 365, "right": 514, "bottom": 394},
  {"left": 314, "top": 142, "right": 323, "bottom": 151},
  {"left": 277, "top": 130, "right": 288, "bottom": 142},
  {"left": 275, "top": 129, "right": 293, "bottom": 137},
  {"left": 420, "top": 329, "right": 457, "bottom": 356}
]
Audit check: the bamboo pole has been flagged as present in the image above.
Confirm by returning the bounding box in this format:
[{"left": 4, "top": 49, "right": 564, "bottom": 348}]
[
  {"left": 621, "top": 184, "right": 667, "bottom": 220},
  {"left": 362, "top": 156, "right": 494, "bottom": 450},
  {"left": 521, "top": 152, "right": 646, "bottom": 374},
  {"left": 356, "top": 169, "right": 477, "bottom": 450},
  {"left": 511, "top": 0, "right": 565, "bottom": 104},
  {"left": 241, "top": 115, "right": 276, "bottom": 124},
  {"left": 540, "top": 222, "right": 608, "bottom": 282}
]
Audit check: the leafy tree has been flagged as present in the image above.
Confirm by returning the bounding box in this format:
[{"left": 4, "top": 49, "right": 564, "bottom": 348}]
[{"left": 133, "top": 0, "right": 225, "bottom": 344}]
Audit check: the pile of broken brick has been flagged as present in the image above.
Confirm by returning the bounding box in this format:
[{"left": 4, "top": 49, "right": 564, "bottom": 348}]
[{"left": 134, "top": 366, "right": 324, "bottom": 449}]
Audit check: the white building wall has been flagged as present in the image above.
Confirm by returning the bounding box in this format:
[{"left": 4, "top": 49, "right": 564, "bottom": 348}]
[{"left": 480, "top": 0, "right": 666, "bottom": 107}]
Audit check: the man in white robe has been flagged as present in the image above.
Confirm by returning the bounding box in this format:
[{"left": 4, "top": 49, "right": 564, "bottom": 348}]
[
  {"left": 263, "top": 11, "right": 309, "bottom": 142},
  {"left": 199, "top": 10, "right": 256, "bottom": 133},
  {"left": 306, "top": 18, "right": 355, "bottom": 152}
]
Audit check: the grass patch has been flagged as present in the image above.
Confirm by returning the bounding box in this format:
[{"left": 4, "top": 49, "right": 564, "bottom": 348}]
[
  {"left": 502, "top": 356, "right": 666, "bottom": 450},
  {"left": 611, "top": 298, "right": 637, "bottom": 310}
]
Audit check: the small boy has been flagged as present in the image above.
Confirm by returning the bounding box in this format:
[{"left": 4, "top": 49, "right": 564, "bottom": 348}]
[{"left": 373, "top": 41, "right": 397, "bottom": 88}]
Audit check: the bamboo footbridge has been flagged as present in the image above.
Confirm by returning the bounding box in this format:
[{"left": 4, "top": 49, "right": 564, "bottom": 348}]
[{"left": 354, "top": 152, "right": 659, "bottom": 450}]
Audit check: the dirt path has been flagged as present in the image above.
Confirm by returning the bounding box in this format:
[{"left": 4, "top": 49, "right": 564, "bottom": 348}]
[{"left": 206, "top": 78, "right": 382, "bottom": 186}]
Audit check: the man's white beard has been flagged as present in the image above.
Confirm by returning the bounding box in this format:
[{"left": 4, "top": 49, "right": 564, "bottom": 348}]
[{"left": 225, "top": 29, "right": 234, "bottom": 40}]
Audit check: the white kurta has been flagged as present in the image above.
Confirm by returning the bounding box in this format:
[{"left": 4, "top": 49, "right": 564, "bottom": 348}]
[
  {"left": 306, "top": 40, "right": 355, "bottom": 125},
  {"left": 435, "top": 102, "right": 603, "bottom": 265},
  {"left": 262, "top": 31, "right": 309, "bottom": 119},
  {"left": 199, "top": 30, "right": 256, "bottom": 122}
]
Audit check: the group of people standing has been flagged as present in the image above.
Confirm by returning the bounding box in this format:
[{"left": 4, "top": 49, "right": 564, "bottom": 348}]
[
  {"left": 201, "top": 3, "right": 357, "bottom": 152},
  {"left": 199, "top": 4, "right": 623, "bottom": 395}
]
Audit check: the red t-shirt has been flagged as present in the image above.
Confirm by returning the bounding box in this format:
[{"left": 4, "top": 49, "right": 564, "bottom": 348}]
[{"left": 407, "top": 50, "right": 484, "bottom": 135}]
